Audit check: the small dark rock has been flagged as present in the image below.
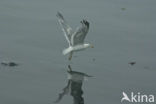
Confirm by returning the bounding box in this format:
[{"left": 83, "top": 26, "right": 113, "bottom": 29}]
[
  {"left": 1, "top": 62, "right": 8, "bottom": 66},
  {"left": 92, "top": 58, "right": 96, "bottom": 62},
  {"left": 129, "top": 62, "right": 136, "bottom": 66},
  {"left": 8, "top": 62, "right": 18, "bottom": 66},
  {"left": 121, "top": 8, "right": 126, "bottom": 11},
  {"left": 1, "top": 61, "right": 18, "bottom": 67}
]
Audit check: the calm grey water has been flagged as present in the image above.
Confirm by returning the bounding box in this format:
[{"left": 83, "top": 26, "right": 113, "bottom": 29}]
[{"left": 0, "top": 0, "right": 156, "bottom": 104}]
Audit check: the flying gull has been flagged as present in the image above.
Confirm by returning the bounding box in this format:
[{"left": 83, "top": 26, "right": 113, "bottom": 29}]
[{"left": 56, "top": 12, "right": 93, "bottom": 60}]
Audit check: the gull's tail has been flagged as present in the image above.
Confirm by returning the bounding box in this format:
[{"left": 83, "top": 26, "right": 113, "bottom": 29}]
[{"left": 63, "top": 47, "right": 73, "bottom": 55}]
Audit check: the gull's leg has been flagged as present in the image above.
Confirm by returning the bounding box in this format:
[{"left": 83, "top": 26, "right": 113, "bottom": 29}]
[
  {"left": 68, "top": 51, "right": 73, "bottom": 60},
  {"left": 68, "top": 65, "right": 72, "bottom": 71}
]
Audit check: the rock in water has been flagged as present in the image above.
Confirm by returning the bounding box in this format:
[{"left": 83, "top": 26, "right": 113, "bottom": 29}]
[{"left": 1, "top": 61, "right": 18, "bottom": 67}]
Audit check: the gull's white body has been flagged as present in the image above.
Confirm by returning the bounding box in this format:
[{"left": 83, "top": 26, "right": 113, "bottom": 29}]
[{"left": 56, "top": 12, "right": 92, "bottom": 60}]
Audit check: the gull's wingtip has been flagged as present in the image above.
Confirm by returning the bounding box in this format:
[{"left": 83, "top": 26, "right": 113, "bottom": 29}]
[
  {"left": 56, "top": 11, "right": 63, "bottom": 19},
  {"left": 56, "top": 11, "right": 61, "bottom": 15},
  {"left": 85, "top": 74, "right": 93, "bottom": 77},
  {"left": 80, "top": 19, "right": 89, "bottom": 28}
]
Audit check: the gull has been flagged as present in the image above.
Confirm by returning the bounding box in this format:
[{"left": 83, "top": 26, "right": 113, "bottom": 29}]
[{"left": 56, "top": 12, "right": 93, "bottom": 60}]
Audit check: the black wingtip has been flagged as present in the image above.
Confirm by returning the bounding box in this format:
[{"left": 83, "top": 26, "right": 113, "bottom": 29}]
[
  {"left": 56, "top": 11, "right": 64, "bottom": 19},
  {"left": 81, "top": 19, "right": 89, "bottom": 28}
]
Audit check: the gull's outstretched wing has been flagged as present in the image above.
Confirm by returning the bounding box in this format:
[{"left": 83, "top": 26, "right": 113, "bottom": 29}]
[
  {"left": 56, "top": 12, "right": 73, "bottom": 46},
  {"left": 71, "top": 20, "right": 89, "bottom": 46},
  {"left": 54, "top": 80, "right": 71, "bottom": 103}
]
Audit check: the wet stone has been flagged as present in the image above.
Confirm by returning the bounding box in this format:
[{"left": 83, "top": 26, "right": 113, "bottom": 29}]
[{"left": 1, "top": 61, "right": 18, "bottom": 67}]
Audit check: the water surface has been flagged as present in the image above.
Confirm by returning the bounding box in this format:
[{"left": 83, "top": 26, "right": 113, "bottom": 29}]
[{"left": 0, "top": 0, "right": 156, "bottom": 104}]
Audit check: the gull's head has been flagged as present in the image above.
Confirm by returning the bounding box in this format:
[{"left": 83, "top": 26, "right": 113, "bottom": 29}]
[
  {"left": 90, "top": 45, "right": 94, "bottom": 48},
  {"left": 84, "top": 43, "right": 94, "bottom": 48}
]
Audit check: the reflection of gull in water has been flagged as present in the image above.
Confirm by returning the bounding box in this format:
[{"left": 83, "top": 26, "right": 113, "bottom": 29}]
[
  {"left": 56, "top": 12, "right": 94, "bottom": 60},
  {"left": 67, "top": 65, "right": 93, "bottom": 82},
  {"left": 54, "top": 80, "right": 71, "bottom": 103},
  {"left": 54, "top": 65, "right": 92, "bottom": 103}
]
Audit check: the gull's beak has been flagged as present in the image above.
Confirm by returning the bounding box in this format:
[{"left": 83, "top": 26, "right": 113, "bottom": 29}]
[{"left": 90, "top": 45, "right": 94, "bottom": 48}]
